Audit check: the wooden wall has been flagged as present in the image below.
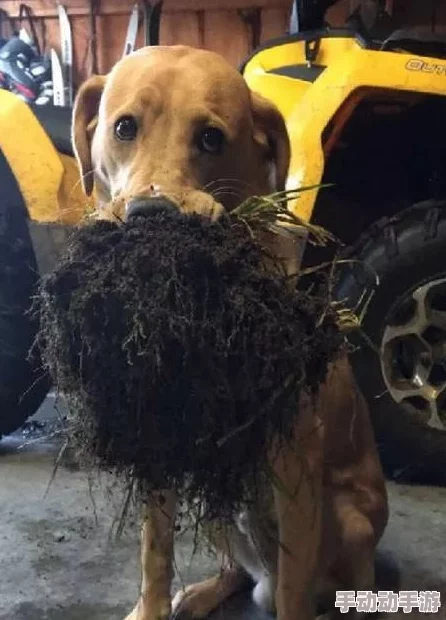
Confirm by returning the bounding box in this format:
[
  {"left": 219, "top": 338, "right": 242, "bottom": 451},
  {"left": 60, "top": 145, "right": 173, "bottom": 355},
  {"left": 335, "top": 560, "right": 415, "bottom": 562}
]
[
  {"left": 0, "top": 0, "right": 292, "bottom": 88},
  {"left": 0, "top": 0, "right": 444, "bottom": 91}
]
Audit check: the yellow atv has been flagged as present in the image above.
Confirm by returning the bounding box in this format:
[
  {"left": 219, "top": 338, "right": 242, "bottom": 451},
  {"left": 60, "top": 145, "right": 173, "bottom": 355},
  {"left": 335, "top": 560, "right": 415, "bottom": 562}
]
[
  {"left": 243, "top": 0, "right": 446, "bottom": 480},
  {"left": 1, "top": 0, "right": 446, "bottom": 482},
  {"left": 0, "top": 90, "right": 88, "bottom": 435}
]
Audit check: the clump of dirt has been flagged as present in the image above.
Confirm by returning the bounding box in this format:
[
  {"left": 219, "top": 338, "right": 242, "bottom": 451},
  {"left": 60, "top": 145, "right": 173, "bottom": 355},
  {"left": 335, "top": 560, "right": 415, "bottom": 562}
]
[{"left": 34, "top": 211, "right": 343, "bottom": 520}]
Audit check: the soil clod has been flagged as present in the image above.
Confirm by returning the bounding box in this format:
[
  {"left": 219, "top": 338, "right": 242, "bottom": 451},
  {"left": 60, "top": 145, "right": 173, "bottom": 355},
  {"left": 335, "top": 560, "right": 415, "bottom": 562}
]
[{"left": 35, "top": 211, "right": 342, "bottom": 520}]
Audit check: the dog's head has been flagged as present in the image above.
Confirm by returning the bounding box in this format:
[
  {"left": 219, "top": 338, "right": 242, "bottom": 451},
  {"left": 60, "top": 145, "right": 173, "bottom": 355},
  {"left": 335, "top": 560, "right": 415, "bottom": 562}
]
[{"left": 72, "top": 45, "right": 290, "bottom": 222}]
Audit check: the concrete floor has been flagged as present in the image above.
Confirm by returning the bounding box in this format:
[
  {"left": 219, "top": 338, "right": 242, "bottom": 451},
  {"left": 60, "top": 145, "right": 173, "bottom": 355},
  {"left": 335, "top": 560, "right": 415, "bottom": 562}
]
[{"left": 0, "top": 396, "right": 445, "bottom": 620}]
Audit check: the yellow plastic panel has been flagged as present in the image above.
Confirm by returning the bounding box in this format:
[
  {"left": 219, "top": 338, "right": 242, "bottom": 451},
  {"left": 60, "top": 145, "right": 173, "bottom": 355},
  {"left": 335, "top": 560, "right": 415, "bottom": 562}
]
[
  {"left": 0, "top": 90, "right": 64, "bottom": 222},
  {"left": 244, "top": 36, "right": 446, "bottom": 221}
]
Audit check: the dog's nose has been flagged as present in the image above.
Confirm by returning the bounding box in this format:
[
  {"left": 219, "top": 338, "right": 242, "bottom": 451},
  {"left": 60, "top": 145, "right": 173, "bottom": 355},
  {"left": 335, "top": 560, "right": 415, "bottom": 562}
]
[{"left": 125, "top": 196, "right": 179, "bottom": 220}]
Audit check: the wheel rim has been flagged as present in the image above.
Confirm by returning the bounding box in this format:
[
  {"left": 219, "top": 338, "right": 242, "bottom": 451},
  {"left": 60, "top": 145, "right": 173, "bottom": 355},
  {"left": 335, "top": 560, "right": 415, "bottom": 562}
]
[{"left": 381, "top": 277, "right": 446, "bottom": 431}]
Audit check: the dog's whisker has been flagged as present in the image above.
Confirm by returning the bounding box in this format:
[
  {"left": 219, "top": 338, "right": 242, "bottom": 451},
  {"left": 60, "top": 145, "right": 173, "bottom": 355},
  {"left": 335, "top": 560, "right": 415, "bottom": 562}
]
[
  {"left": 70, "top": 170, "right": 95, "bottom": 195},
  {"left": 64, "top": 173, "right": 96, "bottom": 209},
  {"left": 209, "top": 184, "right": 245, "bottom": 196},
  {"left": 210, "top": 183, "right": 244, "bottom": 192},
  {"left": 212, "top": 189, "right": 244, "bottom": 202},
  {"left": 204, "top": 178, "right": 254, "bottom": 192},
  {"left": 204, "top": 178, "right": 241, "bottom": 190},
  {"left": 211, "top": 186, "right": 244, "bottom": 198}
]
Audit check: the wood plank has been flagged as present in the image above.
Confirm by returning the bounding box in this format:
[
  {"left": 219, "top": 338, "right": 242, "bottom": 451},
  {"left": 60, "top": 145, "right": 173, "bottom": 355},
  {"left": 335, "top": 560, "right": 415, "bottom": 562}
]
[
  {"left": 434, "top": 0, "right": 446, "bottom": 32},
  {"left": 96, "top": 13, "right": 131, "bottom": 74},
  {"left": 160, "top": 11, "right": 202, "bottom": 47},
  {"left": 0, "top": 0, "right": 290, "bottom": 19},
  {"left": 260, "top": 7, "right": 289, "bottom": 42},
  {"left": 348, "top": 0, "right": 360, "bottom": 13},
  {"left": 40, "top": 16, "right": 59, "bottom": 52},
  {"left": 28, "top": 14, "right": 93, "bottom": 85},
  {"left": 159, "top": 0, "right": 290, "bottom": 10},
  {"left": 384, "top": 0, "right": 394, "bottom": 16},
  {"left": 9, "top": 0, "right": 446, "bottom": 90},
  {"left": 69, "top": 16, "right": 91, "bottom": 83},
  {"left": 326, "top": 0, "right": 351, "bottom": 26},
  {"left": 203, "top": 9, "right": 250, "bottom": 66},
  {"left": 238, "top": 7, "right": 262, "bottom": 50},
  {"left": 394, "top": 0, "right": 435, "bottom": 29}
]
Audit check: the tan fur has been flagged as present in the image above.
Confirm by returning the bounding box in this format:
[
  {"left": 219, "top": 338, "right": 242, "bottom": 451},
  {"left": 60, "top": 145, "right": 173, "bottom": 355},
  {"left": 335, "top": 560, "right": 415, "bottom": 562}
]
[
  {"left": 72, "top": 45, "right": 289, "bottom": 218},
  {"left": 72, "top": 45, "right": 388, "bottom": 620}
]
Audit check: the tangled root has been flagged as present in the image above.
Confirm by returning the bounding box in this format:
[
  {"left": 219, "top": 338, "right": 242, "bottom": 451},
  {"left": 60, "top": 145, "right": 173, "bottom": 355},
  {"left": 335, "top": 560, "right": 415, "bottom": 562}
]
[{"left": 35, "top": 211, "right": 343, "bottom": 520}]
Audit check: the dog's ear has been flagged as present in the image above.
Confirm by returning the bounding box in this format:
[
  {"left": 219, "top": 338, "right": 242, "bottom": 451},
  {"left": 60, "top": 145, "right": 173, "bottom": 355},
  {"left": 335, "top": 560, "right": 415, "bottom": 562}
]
[
  {"left": 250, "top": 93, "right": 297, "bottom": 277},
  {"left": 250, "top": 92, "right": 291, "bottom": 191},
  {"left": 72, "top": 75, "right": 106, "bottom": 196}
]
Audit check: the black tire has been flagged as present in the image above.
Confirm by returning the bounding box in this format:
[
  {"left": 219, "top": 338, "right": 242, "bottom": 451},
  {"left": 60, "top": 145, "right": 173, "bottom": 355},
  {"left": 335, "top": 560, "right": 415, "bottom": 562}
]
[
  {"left": 336, "top": 200, "right": 446, "bottom": 483},
  {"left": 0, "top": 149, "right": 50, "bottom": 437}
]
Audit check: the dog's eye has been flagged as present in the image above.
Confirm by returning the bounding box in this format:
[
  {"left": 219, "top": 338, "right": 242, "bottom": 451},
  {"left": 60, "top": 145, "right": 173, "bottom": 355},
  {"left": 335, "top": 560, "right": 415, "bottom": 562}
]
[
  {"left": 114, "top": 116, "right": 138, "bottom": 141},
  {"left": 197, "top": 127, "right": 225, "bottom": 154}
]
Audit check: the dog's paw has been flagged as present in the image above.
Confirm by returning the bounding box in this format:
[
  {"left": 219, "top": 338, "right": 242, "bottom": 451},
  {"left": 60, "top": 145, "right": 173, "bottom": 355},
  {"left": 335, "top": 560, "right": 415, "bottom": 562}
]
[
  {"left": 124, "top": 607, "right": 138, "bottom": 620},
  {"left": 252, "top": 576, "right": 275, "bottom": 614},
  {"left": 124, "top": 596, "right": 171, "bottom": 620},
  {"left": 171, "top": 584, "right": 217, "bottom": 620}
]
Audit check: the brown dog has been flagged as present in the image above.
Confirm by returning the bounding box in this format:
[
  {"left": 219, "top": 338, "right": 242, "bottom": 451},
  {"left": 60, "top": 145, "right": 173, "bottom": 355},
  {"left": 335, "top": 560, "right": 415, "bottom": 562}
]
[{"left": 72, "top": 45, "right": 388, "bottom": 620}]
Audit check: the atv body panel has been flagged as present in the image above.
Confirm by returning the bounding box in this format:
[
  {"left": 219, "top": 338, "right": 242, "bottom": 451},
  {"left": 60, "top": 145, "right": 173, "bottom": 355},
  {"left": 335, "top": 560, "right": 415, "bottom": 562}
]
[
  {"left": 243, "top": 30, "right": 446, "bottom": 221},
  {"left": 0, "top": 90, "right": 89, "bottom": 435},
  {"left": 244, "top": 27, "right": 446, "bottom": 481},
  {"left": 0, "top": 89, "right": 88, "bottom": 225}
]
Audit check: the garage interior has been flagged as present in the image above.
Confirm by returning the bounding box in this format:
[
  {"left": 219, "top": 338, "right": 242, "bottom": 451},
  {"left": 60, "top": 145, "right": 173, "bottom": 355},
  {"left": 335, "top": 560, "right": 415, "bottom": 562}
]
[
  {"left": 1, "top": 405, "right": 445, "bottom": 620},
  {"left": 1, "top": 0, "right": 446, "bottom": 619}
]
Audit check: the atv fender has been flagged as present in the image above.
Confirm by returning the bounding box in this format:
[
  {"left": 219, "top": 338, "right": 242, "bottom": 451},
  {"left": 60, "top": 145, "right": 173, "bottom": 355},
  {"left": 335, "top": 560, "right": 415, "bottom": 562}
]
[{"left": 0, "top": 89, "right": 64, "bottom": 222}]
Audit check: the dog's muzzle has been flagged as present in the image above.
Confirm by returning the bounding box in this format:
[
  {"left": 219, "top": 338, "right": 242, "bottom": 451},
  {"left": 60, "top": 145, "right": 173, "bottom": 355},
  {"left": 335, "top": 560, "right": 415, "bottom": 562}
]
[{"left": 125, "top": 196, "right": 178, "bottom": 221}]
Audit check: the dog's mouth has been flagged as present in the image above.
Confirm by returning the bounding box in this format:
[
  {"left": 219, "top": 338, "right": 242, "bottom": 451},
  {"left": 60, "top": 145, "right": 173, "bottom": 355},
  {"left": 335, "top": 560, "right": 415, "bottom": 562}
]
[
  {"left": 100, "top": 189, "right": 225, "bottom": 223},
  {"left": 125, "top": 196, "right": 179, "bottom": 220}
]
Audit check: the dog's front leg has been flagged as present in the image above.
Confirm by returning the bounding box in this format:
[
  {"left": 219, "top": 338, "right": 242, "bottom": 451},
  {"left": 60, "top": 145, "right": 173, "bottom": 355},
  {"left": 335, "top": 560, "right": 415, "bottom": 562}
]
[
  {"left": 270, "top": 402, "right": 324, "bottom": 620},
  {"left": 125, "top": 490, "right": 177, "bottom": 620}
]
